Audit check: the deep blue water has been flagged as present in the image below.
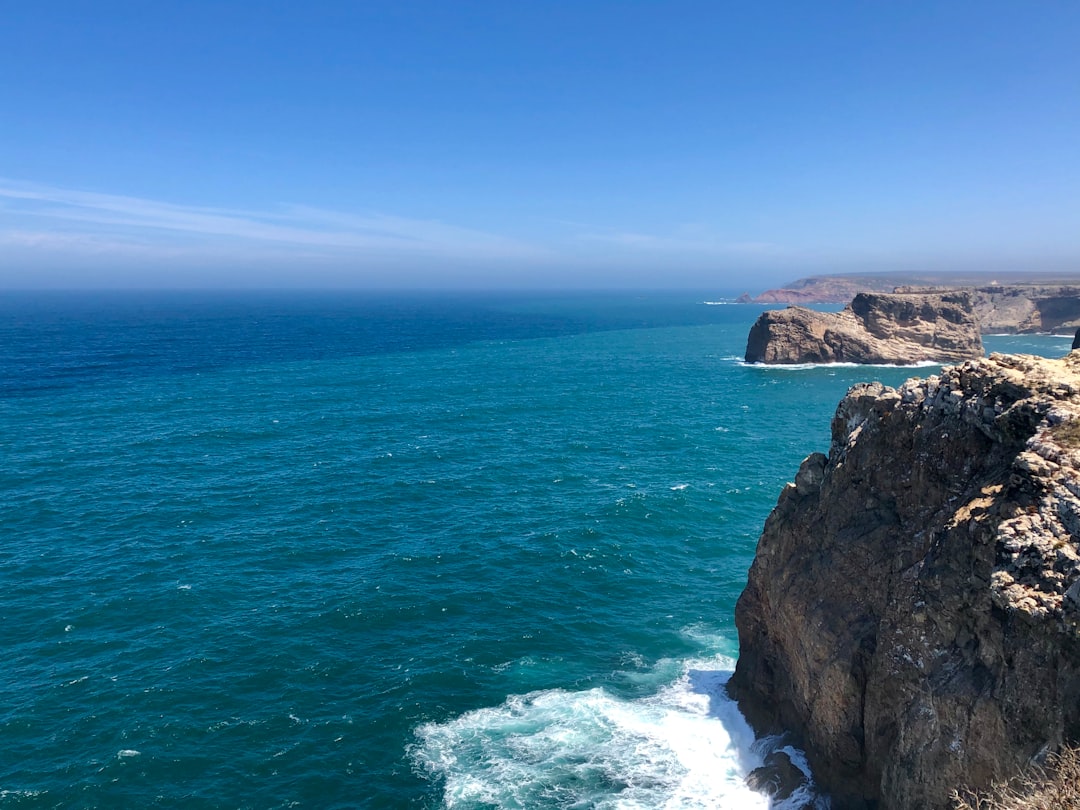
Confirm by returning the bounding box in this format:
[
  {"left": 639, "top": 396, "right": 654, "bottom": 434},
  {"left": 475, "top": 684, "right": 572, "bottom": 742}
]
[{"left": 1, "top": 292, "right": 1071, "bottom": 809}]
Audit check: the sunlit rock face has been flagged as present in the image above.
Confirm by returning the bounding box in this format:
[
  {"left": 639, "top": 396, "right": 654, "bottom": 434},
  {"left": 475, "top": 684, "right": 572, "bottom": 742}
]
[
  {"left": 729, "top": 351, "right": 1080, "bottom": 809},
  {"left": 744, "top": 291, "right": 983, "bottom": 365},
  {"left": 893, "top": 285, "right": 1080, "bottom": 335}
]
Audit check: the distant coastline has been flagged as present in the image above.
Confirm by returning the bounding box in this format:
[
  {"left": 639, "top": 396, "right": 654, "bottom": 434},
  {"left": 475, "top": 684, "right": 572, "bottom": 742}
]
[
  {"left": 749, "top": 271, "right": 1080, "bottom": 304},
  {"left": 744, "top": 271, "right": 1080, "bottom": 335}
]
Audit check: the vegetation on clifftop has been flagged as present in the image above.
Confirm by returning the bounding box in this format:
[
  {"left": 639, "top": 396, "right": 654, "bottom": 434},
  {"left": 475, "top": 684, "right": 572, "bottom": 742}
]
[{"left": 952, "top": 746, "right": 1080, "bottom": 810}]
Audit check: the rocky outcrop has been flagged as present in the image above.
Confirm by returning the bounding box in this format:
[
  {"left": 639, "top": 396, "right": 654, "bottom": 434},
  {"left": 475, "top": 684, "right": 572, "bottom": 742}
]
[
  {"left": 745, "top": 292, "right": 983, "bottom": 365},
  {"left": 745, "top": 750, "right": 811, "bottom": 802},
  {"left": 755, "top": 274, "right": 1080, "bottom": 307},
  {"left": 894, "top": 285, "right": 1080, "bottom": 335},
  {"left": 754, "top": 277, "right": 1080, "bottom": 333},
  {"left": 729, "top": 352, "right": 1080, "bottom": 809}
]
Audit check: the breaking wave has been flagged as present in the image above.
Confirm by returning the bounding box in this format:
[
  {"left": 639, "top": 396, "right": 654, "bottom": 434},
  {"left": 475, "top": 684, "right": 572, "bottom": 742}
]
[{"left": 411, "top": 656, "right": 826, "bottom": 809}]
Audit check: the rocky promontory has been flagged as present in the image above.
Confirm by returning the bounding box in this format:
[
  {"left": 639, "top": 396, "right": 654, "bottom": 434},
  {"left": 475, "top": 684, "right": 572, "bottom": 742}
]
[
  {"left": 752, "top": 276, "right": 1080, "bottom": 335},
  {"left": 729, "top": 351, "right": 1080, "bottom": 809},
  {"left": 745, "top": 291, "right": 983, "bottom": 365},
  {"left": 895, "top": 284, "right": 1080, "bottom": 335},
  {"left": 754, "top": 275, "right": 898, "bottom": 304}
]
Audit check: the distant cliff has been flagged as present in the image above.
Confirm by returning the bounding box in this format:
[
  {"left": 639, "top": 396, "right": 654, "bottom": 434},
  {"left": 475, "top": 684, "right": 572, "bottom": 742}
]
[
  {"left": 754, "top": 275, "right": 898, "bottom": 305},
  {"left": 745, "top": 291, "right": 983, "bottom": 365},
  {"left": 729, "top": 352, "right": 1080, "bottom": 809},
  {"left": 894, "top": 285, "right": 1080, "bottom": 335},
  {"left": 752, "top": 275, "right": 1080, "bottom": 335}
]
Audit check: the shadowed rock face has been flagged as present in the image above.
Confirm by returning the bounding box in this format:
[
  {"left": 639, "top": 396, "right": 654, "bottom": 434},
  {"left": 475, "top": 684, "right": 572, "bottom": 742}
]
[
  {"left": 745, "top": 292, "right": 983, "bottom": 365},
  {"left": 729, "top": 352, "right": 1080, "bottom": 809}
]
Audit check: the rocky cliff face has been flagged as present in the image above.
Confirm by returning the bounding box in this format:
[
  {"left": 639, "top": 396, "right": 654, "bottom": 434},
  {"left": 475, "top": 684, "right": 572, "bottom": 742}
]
[
  {"left": 754, "top": 278, "right": 1080, "bottom": 334},
  {"left": 729, "top": 352, "right": 1080, "bottom": 809},
  {"left": 745, "top": 292, "right": 983, "bottom": 365},
  {"left": 894, "top": 285, "right": 1080, "bottom": 335}
]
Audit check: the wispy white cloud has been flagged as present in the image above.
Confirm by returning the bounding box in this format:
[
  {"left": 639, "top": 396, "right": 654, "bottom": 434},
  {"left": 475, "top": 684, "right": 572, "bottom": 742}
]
[
  {"left": 0, "top": 179, "right": 818, "bottom": 291},
  {"left": 0, "top": 179, "right": 544, "bottom": 262},
  {"left": 572, "top": 222, "right": 788, "bottom": 258}
]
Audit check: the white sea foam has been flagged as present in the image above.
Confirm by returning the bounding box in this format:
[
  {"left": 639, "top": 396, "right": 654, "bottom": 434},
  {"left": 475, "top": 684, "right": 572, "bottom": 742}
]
[
  {"left": 742, "top": 360, "right": 941, "bottom": 370},
  {"left": 411, "top": 656, "right": 825, "bottom": 809},
  {"left": 670, "top": 484, "right": 689, "bottom": 491},
  {"left": 117, "top": 749, "right": 141, "bottom": 758},
  {"left": 985, "top": 333, "right": 1072, "bottom": 339}
]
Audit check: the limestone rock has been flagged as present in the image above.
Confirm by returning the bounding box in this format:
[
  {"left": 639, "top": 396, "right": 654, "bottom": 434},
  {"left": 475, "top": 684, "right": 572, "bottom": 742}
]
[
  {"left": 753, "top": 276, "right": 1080, "bottom": 334},
  {"left": 745, "top": 292, "right": 983, "bottom": 365},
  {"left": 729, "top": 351, "right": 1080, "bottom": 809},
  {"left": 894, "top": 285, "right": 1080, "bottom": 335}
]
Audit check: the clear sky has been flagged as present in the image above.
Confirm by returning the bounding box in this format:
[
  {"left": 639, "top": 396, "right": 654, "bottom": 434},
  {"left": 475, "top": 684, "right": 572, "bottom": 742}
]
[{"left": 2, "top": 1, "right": 1079, "bottom": 290}]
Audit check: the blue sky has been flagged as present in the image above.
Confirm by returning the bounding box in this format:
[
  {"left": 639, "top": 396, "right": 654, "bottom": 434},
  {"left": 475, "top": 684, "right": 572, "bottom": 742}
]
[{"left": 2, "top": 1, "right": 1079, "bottom": 290}]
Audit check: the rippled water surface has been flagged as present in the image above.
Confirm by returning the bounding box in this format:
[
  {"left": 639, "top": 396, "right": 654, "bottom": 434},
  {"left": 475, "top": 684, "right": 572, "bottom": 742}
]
[{"left": 1, "top": 292, "right": 1069, "bottom": 808}]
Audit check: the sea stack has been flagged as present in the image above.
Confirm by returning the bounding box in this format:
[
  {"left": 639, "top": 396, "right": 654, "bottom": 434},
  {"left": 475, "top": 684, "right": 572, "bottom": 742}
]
[
  {"left": 744, "top": 291, "right": 983, "bottom": 365},
  {"left": 728, "top": 351, "right": 1080, "bottom": 809}
]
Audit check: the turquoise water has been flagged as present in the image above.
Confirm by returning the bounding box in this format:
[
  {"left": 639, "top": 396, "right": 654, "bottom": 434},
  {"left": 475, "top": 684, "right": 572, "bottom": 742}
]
[{"left": 1, "top": 292, "right": 1071, "bottom": 808}]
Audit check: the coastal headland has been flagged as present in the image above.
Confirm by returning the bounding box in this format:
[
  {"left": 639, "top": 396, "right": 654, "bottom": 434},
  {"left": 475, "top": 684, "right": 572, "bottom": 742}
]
[
  {"left": 729, "top": 350, "right": 1080, "bottom": 809},
  {"left": 744, "top": 291, "right": 984, "bottom": 366},
  {"left": 747, "top": 273, "right": 1080, "bottom": 335}
]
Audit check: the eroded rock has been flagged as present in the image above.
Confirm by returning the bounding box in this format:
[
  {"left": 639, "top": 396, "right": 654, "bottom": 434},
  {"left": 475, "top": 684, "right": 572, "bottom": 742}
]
[
  {"left": 895, "top": 284, "right": 1080, "bottom": 335},
  {"left": 746, "top": 750, "right": 810, "bottom": 802},
  {"left": 729, "top": 351, "right": 1080, "bottom": 809},
  {"left": 745, "top": 292, "right": 983, "bottom": 365}
]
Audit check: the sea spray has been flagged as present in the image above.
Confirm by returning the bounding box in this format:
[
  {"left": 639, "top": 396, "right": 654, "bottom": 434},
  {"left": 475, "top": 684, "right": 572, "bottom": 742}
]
[{"left": 412, "top": 655, "right": 825, "bottom": 809}]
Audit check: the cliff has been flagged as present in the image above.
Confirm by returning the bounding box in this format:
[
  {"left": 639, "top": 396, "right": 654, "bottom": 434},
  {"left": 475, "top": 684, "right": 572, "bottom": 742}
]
[
  {"left": 963, "top": 286, "right": 1080, "bottom": 335},
  {"left": 729, "top": 352, "right": 1080, "bottom": 809},
  {"left": 756, "top": 276, "right": 1080, "bottom": 335},
  {"left": 755, "top": 275, "right": 898, "bottom": 304},
  {"left": 745, "top": 291, "right": 983, "bottom": 365}
]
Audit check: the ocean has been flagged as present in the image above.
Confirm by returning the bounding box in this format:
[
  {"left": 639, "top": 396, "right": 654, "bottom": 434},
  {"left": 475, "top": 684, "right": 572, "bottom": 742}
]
[{"left": 1, "top": 291, "right": 1072, "bottom": 809}]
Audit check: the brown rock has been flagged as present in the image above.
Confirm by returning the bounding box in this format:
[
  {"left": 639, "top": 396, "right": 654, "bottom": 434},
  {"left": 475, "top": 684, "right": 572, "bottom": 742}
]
[
  {"left": 744, "top": 292, "right": 983, "bottom": 365},
  {"left": 746, "top": 750, "right": 810, "bottom": 802},
  {"left": 729, "top": 352, "right": 1080, "bottom": 809},
  {"left": 894, "top": 284, "right": 1080, "bottom": 335},
  {"left": 753, "top": 275, "right": 1080, "bottom": 333}
]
